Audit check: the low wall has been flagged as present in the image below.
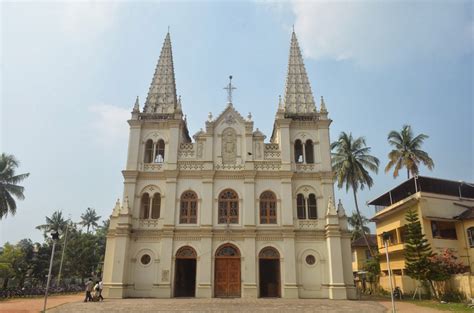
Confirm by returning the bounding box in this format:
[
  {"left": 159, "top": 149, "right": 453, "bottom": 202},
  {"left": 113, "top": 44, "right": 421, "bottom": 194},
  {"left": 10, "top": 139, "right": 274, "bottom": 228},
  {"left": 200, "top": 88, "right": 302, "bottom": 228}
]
[
  {"left": 450, "top": 273, "right": 473, "bottom": 298},
  {"left": 379, "top": 273, "right": 474, "bottom": 298},
  {"left": 380, "top": 275, "right": 418, "bottom": 294}
]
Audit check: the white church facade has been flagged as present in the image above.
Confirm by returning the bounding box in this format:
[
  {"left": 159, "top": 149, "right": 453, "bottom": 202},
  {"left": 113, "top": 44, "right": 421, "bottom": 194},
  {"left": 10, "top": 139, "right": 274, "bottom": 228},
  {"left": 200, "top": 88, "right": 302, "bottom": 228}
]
[{"left": 102, "top": 31, "right": 356, "bottom": 300}]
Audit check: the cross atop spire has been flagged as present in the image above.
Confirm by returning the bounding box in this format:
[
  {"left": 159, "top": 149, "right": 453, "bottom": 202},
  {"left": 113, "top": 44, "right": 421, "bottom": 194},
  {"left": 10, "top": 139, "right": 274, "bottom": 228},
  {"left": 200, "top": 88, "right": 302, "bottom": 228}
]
[
  {"left": 143, "top": 32, "right": 178, "bottom": 114},
  {"left": 282, "top": 31, "right": 316, "bottom": 114},
  {"left": 223, "top": 75, "right": 237, "bottom": 104}
]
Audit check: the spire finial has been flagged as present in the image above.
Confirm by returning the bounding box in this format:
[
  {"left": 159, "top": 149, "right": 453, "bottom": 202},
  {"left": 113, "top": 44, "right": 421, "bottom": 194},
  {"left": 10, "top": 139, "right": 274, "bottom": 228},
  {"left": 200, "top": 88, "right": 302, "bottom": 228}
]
[
  {"left": 292, "top": 24, "right": 295, "bottom": 33},
  {"left": 223, "top": 75, "right": 237, "bottom": 104},
  {"left": 168, "top": 25, "right": 170, "bottom": 33}
]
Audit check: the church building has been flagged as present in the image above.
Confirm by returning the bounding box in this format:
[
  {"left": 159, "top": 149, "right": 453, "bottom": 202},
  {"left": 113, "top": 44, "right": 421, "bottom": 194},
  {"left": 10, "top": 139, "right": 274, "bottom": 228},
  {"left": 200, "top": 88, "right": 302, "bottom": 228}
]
[{"left": 102, "top": 31, "right": 356, "bottom": 299}]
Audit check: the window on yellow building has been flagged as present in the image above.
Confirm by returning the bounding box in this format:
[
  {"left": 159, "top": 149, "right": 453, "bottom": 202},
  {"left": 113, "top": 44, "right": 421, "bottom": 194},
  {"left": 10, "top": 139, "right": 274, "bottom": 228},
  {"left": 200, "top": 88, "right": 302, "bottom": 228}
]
[
  {"left": 467, "top": 227, "right": 474, "bottom": 247},
  {"left": 399, "top": 225, "right": 408, "bottom": 243},
  {"left": 431, "top": 221, "right": 457, "bottom": 239}
]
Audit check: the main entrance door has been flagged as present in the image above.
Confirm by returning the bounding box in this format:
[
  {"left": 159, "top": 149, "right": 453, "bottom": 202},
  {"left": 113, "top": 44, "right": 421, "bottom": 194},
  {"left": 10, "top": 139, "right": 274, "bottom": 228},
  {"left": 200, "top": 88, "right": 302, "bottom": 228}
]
[
  {"left": 174, "top": 246, "right": 197, "bottom": 297},
  {"left": 214, "top": 244, "right": 241, "bottom": 297},
  {"left": 258, "top": 247, "right": 281, "bottom": 298}
]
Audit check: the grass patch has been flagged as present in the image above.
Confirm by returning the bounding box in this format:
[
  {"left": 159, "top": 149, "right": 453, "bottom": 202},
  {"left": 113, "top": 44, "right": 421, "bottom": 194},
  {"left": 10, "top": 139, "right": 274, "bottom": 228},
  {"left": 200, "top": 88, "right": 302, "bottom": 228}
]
[{"left": 409, "top": 300, "right": 472, "bottom": 312}]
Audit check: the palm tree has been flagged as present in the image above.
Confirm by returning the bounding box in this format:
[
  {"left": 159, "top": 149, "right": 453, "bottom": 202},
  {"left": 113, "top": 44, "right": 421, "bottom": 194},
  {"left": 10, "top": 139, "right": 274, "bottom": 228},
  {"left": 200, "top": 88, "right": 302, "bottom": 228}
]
[
  {"left": 331, "top": 132, "right": 379, "bottom": 257},
  {"left": 0, "top": 153, "right": 30, "bottom": 219},
  {"left": 347, "top": 211, "right": 371, "bottom": 241},
  {"left": 80, "top": 207, "right": 101, "bottom": 233},
  {"left": 36, "top": 210, "right": 68, "bottom": 236},
  {"left": 385, "top": 124, "right": 434, "bottom": 179}
]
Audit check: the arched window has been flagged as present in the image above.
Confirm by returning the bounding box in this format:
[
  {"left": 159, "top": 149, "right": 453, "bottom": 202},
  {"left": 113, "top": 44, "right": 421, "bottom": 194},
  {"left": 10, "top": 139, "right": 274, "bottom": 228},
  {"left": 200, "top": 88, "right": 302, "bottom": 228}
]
[
  {"left": 468, "top": 227, "right": 474, "bottom": 247},
  {"left": 176, "top": 246, "right": 197, "bottom": 258},
  {"left": 308, "top": 193, "right": 317, "bottom": 219},
  {"left": 180, "top": 191, "right": 198, "bottom": 224},
  {"left": 297, "top": 194, "right": 306, "bottom": 219},
  {"left": 218, "top": 189, "right": 239, "bottom": 224},
  {"left": 155, "top": 139, "right": 165, "bottom": 163},
  {"left": 260, "top": 191, "right": 277, "bottom": 224},
  {"left": 305, "top": 140, "right": 314, "bottom": 164},
  {"left": 140, "top": 193, "right": 150, "bottom": 219},
  {"left": 144, "top": 140, "right": 153, "bottom": 163},
  {"left": 151, "top": 193, "right": 161, "bottom": 219},
  {"left": 294, "top": 140, "right": 303, "bottom": 163}
]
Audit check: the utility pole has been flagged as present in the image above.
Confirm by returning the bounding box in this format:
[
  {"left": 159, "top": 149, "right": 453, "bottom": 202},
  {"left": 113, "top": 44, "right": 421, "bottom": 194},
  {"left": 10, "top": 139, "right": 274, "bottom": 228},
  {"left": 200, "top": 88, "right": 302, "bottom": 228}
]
[
  {"left": 43, "top": 231, "right": 59, "bottom": 313},
  {"left": 383, "top": 232, "right": 396, "bottom": 313},
  {"left": 57, "top": 218, "right": 70, "bottom": 286}
]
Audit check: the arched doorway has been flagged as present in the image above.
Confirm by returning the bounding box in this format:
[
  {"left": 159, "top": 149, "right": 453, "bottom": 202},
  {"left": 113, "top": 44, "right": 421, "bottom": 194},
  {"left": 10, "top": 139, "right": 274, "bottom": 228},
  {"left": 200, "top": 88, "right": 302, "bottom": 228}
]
[
  {"left": 214, "top": 244, "right": 241, "bottom": 297},
  {"left": 259, "top": 247, "right": 281, "bottom": 297},
  {"left": 174, "top": 246, "right": 197, "bottom": 297}
]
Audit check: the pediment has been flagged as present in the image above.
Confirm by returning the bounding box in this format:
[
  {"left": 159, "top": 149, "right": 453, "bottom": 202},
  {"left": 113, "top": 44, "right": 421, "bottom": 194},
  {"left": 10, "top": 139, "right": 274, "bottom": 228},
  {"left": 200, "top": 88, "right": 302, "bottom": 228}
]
[{"left": 213, "top": 103, "right": 247, "bottom": 128}]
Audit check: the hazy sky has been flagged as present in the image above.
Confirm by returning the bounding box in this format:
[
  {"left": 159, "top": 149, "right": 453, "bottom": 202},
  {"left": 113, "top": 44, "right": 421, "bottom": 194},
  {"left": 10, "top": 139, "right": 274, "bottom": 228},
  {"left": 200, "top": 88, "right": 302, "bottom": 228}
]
[{"left": 1, "top": 1, "right": 473, "bottom": 244}]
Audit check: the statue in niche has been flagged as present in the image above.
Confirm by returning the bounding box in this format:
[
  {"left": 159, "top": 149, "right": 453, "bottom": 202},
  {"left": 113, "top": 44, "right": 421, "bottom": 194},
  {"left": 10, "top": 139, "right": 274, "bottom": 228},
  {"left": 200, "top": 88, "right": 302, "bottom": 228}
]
[
  {"left": 256, "top": 142, "right": 262, "bottom": 159},
  {"left": 222, "top": 128, "right": 237, "bottom": 164},
  {"left": 197, "top": 142, "right": 203, "bottom": 158}
]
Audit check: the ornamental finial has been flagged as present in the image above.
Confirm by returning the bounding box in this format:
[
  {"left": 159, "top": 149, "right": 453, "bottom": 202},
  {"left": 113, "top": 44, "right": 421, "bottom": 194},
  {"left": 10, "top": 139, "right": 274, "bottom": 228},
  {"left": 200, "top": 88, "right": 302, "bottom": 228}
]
[
  {"left": 320, "top": 96, "right": 327, "bottom": 113},
  {"left": 132, "top": 96, "right": 140, "bottom": 113}
]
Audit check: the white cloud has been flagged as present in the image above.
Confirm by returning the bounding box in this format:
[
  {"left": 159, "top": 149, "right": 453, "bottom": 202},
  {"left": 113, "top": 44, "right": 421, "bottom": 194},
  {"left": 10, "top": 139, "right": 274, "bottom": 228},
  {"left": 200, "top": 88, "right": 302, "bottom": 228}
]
[
  {"left": 89, "top": 104, "right": 130, "bottom": 145},
  {"left": 59, "top": 1, "right": 121, "bottom": 38},
  {"left": 290, "top": 1, "right": 473, "bottom": 67}
]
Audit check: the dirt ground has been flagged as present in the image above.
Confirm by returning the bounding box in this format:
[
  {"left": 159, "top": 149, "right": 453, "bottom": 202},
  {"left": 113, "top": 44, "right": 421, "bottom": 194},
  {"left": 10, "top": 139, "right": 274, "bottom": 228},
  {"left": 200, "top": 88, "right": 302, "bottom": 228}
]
[
  {"left": 0, "top": 293, "right": 83, "bottom": 313},
  {"left": 378, "top": 300, "right": 442, "bottom": 312}
]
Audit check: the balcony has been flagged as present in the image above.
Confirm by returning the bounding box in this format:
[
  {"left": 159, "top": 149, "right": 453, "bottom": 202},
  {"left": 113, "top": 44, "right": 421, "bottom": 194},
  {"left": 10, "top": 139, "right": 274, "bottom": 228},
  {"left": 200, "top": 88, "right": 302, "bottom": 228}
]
[
  {"left": 142, "top": 163, "right": 163, "bottom": 171},
  {"left": 295, "top": 219, "right": 319, "bottom": 229},
  {"left": 295, "top": 163, "right": 317, "bottom": 172}
]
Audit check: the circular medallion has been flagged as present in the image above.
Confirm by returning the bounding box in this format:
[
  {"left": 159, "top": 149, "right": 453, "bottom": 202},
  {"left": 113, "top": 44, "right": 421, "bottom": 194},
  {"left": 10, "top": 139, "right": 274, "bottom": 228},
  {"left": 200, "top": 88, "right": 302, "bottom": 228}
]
[
  {"left": 305, "top": 255, "right": 316, "bottom": 265},
  {"left": 140, "top": 254, "right": 151, "bottom": 265}
]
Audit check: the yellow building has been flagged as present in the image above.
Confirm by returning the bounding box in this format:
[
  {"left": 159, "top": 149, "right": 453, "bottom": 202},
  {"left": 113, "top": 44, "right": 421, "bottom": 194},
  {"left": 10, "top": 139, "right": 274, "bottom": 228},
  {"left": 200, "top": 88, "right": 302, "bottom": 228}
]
[
  {"left": 351, "top": 235, "right": 377, "bottom": 275},
  {"left": 369, "top": 176, "right": 474, "bottom": 295}
]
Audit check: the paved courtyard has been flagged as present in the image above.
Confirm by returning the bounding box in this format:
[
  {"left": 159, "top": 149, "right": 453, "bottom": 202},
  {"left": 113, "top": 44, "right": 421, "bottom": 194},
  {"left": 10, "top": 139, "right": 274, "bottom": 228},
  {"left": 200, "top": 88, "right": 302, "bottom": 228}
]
[{"left": 48, "top": 298, "right": 387, "bottom": 313}]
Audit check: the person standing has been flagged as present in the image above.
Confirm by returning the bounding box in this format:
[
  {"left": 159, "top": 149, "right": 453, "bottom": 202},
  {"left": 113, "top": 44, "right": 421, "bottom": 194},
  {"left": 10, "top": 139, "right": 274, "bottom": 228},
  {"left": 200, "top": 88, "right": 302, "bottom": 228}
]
[
  {"left": 98, "top": 280, "right": 104, "bottom": 301},
  {"left": 84, "top": 278, "right": 93, "bottom": 302}
]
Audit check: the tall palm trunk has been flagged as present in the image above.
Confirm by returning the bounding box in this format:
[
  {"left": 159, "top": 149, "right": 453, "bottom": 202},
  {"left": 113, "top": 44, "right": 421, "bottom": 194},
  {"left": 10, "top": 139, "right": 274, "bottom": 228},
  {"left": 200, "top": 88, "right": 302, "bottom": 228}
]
[{"left": 352, "top": 187, "right": 375, "bottom": 258}]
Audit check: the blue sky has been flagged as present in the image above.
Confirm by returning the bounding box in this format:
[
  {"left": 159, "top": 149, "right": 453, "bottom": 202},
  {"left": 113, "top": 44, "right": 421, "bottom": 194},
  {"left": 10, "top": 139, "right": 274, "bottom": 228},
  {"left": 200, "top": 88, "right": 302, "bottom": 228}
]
[{"left": 1, "top": 1, "right": 473, "bottom": 244}]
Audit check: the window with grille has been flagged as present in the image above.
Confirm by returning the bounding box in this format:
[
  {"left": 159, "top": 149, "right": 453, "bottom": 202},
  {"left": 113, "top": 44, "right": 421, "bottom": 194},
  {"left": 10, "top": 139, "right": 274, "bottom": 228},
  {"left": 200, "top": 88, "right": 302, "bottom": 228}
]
[
  {"left": 297, "top": 194, "right": 306, "bottom": 219},
  {"left": 144, "top": 140, "right": 153, "bottom": 163},
  {"left": 218, "top": 189, "right": 239, "bottom": 224},
  {"left": 180, "top": 191, "right": 198, "bottom": 224},
  {"left": 308, "top": 194, "right": 317, "bottom": 219},
  {"left": 140, "top": 193, "right": 150, "bottom": 219},
  {"left": 260, "top": 191, "right": 277, "bottom": 224}
]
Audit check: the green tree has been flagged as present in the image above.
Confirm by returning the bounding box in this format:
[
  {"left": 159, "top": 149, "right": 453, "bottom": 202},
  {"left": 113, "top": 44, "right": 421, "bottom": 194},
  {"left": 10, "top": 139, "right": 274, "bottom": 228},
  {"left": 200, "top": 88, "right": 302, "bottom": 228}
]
[
  {"left": 64, "top": 230, "right": 102, "bottom": 281},
  {"left": 36, "top": 210, "right": 68, "bottom": 237},
  {"left": 0, "top": 153, "right": 30, "bottom": 219},
  {"left": 364, "top": 256, "right": 381, "bottom": 289},
  {"left": 80, "top": 207, "right": 101, "bottom": 233},
  {"left": 0, "top": 242, "right": 25, "bottom": 288},
  {"left": 347, "top": 211, "right": 371, "bottom": 240},
  {"left": 385, "top": 125, "right": 434, "bottom": 179},
  {"left": 331, "top": 132, "right": 379, "bottom": 257},
  {"left": 404, "top": 209, "right": 438, "bottom": 298}
]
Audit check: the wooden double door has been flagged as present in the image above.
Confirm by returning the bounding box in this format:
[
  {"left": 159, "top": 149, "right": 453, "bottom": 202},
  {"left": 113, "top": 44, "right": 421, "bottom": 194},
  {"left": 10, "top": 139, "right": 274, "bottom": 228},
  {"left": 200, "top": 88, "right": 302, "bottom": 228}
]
[{"left": 214, "top": 245, "right": 241, "bottom": 297}]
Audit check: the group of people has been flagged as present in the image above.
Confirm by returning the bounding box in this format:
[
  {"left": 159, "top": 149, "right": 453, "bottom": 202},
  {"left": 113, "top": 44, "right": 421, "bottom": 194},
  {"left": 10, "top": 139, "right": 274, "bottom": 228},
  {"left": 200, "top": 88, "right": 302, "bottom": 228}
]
[{"left": 84, "top": 278, "right": 103, "bottom": 302}]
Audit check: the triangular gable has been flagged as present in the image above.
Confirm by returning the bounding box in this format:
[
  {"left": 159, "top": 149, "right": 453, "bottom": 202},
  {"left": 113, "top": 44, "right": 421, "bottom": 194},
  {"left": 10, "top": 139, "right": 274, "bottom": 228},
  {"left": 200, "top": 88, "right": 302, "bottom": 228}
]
[{"left": 212, "top": 103, "right": 247, "bottom": 127}]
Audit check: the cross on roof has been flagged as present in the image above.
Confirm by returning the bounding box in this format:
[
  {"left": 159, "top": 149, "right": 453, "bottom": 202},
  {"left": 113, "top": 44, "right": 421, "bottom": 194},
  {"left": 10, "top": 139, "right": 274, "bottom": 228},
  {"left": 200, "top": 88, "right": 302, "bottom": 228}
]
[{"left": 223, "top": 75, "right": 236, "bottom": 104}]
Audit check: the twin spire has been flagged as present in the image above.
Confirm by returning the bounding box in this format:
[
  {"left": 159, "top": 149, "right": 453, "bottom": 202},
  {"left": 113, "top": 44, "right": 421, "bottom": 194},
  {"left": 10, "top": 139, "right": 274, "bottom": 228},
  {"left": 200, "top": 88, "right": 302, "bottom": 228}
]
[
  {"left": 139, "top": 30, "right": 322, "bottom": 116},
  {"left": 143, "top": 32, "right": 179, "bottom": 114},
  {"left": 281, "top": 31, "right": 317, "bottom": 114}
]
